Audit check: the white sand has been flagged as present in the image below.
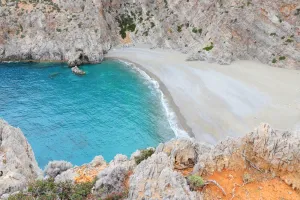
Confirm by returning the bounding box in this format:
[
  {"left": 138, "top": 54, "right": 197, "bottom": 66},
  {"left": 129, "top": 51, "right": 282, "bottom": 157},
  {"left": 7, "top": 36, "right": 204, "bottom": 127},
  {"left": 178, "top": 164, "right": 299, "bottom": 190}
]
[{"left": 106, "top": 46, "right": 300, "bottom": 143}]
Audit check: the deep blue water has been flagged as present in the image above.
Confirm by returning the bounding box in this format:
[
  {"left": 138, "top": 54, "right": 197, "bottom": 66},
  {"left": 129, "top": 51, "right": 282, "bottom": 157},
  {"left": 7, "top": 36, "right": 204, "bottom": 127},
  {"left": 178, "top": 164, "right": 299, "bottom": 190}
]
[{"left": 0, "top": 61, "right": 175, "bottom": 168}]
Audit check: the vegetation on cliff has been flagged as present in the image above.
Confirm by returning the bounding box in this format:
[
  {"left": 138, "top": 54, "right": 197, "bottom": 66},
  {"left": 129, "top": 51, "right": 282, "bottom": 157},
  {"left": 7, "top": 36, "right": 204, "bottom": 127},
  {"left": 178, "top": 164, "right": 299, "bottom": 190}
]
[
  {"left": 1, "top": 0, "right": 299, "bottom": 68},
  {"left": 1, "top": 115, "right": 300, "bottom": 199},
  {"left": 8, "top": 178, "right": 94, "bottom": 200}
]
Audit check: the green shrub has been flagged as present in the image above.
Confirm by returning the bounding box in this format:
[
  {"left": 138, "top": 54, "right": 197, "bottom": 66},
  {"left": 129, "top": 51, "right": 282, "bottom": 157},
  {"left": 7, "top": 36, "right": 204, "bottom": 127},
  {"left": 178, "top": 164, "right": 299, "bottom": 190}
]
[
  {"left": 134, "top": 148, "right": 155, "bottom": 164},
  {"left": 72, "top": 181, "right": 95, "bottom": 198},
  {"left": 192, "top": 27, "right": 198, "bottom": 33},
  {"left": 127, "top": 23, "right": 136, "bottom": 32},
  {"left": 57, "top": 181, "right": 73, "bottom": 199},
  {"left": 198, "top": 28, "right": 202, "bottom": 35},
  {"left": 203, "top": 42, "right": 214, "bottom": 51},
  {"left": 187, "top": 175, "right": 204, "bottom": 190},
  {"left": 8, "top": 192, "right": 34, "bottom": 200},
  {"left": 11, "top": 178, "right": 95, "bottom": 199},
  {"left": 28, "top": 178, "right": 56, "bottom": 197},
  {"left": 272, "top": 58, "right": 277, "bottom": 63},
  {"left": 279, "top": 56, "right": 286, "bottom": 61},
  {"left": 192, "top": 27, "right": 202, "bottom": 34},
  {"left": 116, "top": 14, "right": 136, "bottom": 39},
  {"left": 177, "top": 25, "right": 183, "bottom": 32}
]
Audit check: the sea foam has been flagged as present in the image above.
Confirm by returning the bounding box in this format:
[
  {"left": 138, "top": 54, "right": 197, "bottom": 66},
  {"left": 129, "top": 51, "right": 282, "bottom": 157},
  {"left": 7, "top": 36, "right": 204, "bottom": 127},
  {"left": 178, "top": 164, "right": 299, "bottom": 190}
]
[{"left": 118, "top": 60, "right": 190, "bottom": 138}]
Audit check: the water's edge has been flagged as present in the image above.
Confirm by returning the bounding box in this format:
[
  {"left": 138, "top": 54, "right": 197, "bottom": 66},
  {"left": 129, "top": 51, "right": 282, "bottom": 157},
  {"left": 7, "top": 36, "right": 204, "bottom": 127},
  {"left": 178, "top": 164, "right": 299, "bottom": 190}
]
[{"left": 104, "top": 57, "right": 194, "bottom": 138}]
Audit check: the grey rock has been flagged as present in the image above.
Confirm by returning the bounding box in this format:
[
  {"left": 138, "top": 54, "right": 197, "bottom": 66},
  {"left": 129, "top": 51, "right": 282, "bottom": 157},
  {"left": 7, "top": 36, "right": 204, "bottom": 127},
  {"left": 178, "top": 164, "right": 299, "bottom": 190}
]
[
  {"left": 156, "top": 138, "right": 211, "bottom": 170},
  {"left": 0, "top": 119, "right": 42, "bottom": 196},
  {"left": 0, "top": 0, "right": 299, "bottom": 69},
  {"left": 127, "top": 152, "right": 200, "bottom": 200},
  {"left": 109, "top": 154, "right": 128, "bottom": 167},
  {"left": 194, "top": 123, "right": 300, "bottom": 189},
  {"left": 44, "top": 161, "right": 73, "bottom": 179},
  {"left": 1, "top": 120, "right": 300, "bottom": 199},
  {"left": 68, "top": 50, "right": 89, "bottom": 67},
  {"left": 91, "top": 155, "right": 106, "bottom": 167},
  {"left": 55, "top": 155, "right": 107, "bottom": 183},
  {"left": 71, "top": 66, "right": 86, "bottom": 75},
  {"left": 54, "top": 169, "right": 77, "bottom": 184},
  {"left": 130, "top": 150, "right": 141, "bottom": 160},
  {"left": 94, "top": 165, "right": 128, "bottom": 199}
]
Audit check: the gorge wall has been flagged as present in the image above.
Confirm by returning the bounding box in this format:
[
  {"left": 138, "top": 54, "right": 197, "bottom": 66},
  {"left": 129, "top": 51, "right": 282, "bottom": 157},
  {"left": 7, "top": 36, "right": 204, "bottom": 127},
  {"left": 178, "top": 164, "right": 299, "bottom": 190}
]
[
  {"left": 1, "top": 119, "right": 300, "bottom": 199},
  {"left": 0, "top": 0, "right": 299, "bottom": 69}
]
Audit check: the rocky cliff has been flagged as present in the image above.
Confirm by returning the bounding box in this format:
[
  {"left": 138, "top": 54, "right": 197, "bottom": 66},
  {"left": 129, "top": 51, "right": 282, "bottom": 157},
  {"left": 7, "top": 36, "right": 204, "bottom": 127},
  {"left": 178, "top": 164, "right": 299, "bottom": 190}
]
[
  {"left": 0, "top": 120, "right": 42, "bottom": 197},
  {"left": 0, "top": 0, "right": 299, "bottom": 69},
  {"left": 1, "top": 120, "right": 299, "bottom": 199}
]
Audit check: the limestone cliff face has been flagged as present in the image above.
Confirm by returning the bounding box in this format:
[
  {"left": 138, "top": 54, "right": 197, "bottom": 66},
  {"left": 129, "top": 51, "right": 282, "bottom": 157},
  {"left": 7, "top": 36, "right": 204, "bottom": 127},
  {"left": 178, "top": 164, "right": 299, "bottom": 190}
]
[
  {"left": 0, "top": 0, "right": 299, "bottom": 69},
  {"left": 1, "top": 120, "right": 299, "bottom": 199},
  {"left": 0, "top": 120, "right": 42, "bottom": 196},
  {"left": 0, "top": 0, "right": 112, "bottom": 65}
]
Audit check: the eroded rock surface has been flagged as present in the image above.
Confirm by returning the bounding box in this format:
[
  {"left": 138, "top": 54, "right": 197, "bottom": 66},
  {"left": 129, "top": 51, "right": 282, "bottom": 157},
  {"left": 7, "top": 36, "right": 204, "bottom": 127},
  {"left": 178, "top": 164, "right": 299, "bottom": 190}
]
[
  {"left": 0, "top": 0, "right": 299, "bottom": 69},
  {"left": 0, "top": 120, "right": 42, "bottom": 196},
  {"left": 128, "top": 152, "right": 201, "bottom": 200},
  {"left": 71, "top": 66, "right": 86, "bottom": 75},
  {"left": 44, "top": 161, "right": 73, "bottom": 179},
  {"left": 2, "top": 120, "right": 300, "bottom": 199}
]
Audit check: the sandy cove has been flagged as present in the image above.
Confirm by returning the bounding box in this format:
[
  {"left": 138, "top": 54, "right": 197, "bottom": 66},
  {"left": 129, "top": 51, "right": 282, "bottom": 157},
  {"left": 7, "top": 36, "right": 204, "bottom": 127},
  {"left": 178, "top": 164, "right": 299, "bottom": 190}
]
[{"left": 106, "top": 45, "right": 300, "bottom": 143}]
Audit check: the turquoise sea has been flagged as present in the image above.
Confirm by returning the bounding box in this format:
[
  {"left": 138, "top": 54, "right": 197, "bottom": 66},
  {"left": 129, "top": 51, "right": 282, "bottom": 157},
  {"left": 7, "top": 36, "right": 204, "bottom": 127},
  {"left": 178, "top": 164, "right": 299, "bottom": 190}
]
[{"left": 0, "top": 60, "right": 175, "bottom": 168}]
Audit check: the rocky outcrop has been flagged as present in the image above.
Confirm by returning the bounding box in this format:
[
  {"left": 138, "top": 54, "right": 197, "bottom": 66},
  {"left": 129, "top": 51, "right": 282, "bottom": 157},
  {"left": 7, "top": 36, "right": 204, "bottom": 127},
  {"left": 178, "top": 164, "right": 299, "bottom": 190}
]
[
  {"left": 0, "top": 0, "right": 299, "bottom": 69},
  {"left": 2, "top": 120, "right": 300, "bottom": 199},
  {"left": 156, "top": 138, "right": 212, "bottom": 170},
  {"left": 54, "top": 155, "right": 107, "bottom": 184},
  {"left": 94, "top": 165, "right": 128, "bottom": 198},
  {"left": 68, "top": 50, "right": 90, "bottom": 67},
  {"left": 194, "top": 123, "right": 300, "bottom": 190},
  {"left": 0, "top": 0, "right": 111, "bottom": 66},
  {"left": 128, "top": 152, "right": 201, "bottom": 199},
  {"left": 44, "top": 161, "right": 73, "bottom": 179},
  {"left": 58, "top": 123, "right": 300, "bottom": 199},
  {"left": 71, "top": 66, "right": 86, "bottom": 75},
  {"left": 0, "top": 120, "right": 42, "bottom": 196}
]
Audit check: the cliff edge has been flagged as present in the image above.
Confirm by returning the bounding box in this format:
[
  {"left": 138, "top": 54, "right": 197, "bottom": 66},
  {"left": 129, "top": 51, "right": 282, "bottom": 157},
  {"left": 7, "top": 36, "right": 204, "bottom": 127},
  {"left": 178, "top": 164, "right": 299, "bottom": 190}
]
[
  {"left": 0, "top": 120, "right": 42, "bottom": 196},
  {"left": 1, "top": 120, "right": 299, "bottom": 199}
]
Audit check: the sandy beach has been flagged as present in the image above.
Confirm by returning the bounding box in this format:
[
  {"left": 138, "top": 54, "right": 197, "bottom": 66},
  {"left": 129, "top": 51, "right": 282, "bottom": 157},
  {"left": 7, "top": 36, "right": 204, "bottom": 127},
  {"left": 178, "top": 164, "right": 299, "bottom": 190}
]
[{"left": 106, "top": 45, "right": 300, "bottom": 143}]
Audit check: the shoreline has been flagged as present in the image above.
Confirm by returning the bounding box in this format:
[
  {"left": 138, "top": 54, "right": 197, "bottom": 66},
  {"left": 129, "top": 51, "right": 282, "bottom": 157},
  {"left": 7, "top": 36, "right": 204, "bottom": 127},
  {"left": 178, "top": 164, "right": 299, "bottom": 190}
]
[
  {"left": 106, "top": 46, "right": 300, "bottom": 144},
  {"left": 2, "top": 47, "right": 300, "bottom": 144},
  {"left": 104, "top": 57, "right": 195, "bottom": 138}
]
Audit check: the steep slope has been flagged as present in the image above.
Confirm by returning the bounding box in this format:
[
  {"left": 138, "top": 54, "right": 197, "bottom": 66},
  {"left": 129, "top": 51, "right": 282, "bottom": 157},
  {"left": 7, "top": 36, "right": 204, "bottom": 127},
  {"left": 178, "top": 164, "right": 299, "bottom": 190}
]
[
  {"left": 0, "top": 0, "right": 112, "bottom": 65},
  {"left": 0, "top": 0, "right": 299, "bottom": 69},
  {"left": 0, "top": 120, "right": 42, "bottom": 196},
  {"left": 1, "top": 121, "right": 300, "bottom": 199}
]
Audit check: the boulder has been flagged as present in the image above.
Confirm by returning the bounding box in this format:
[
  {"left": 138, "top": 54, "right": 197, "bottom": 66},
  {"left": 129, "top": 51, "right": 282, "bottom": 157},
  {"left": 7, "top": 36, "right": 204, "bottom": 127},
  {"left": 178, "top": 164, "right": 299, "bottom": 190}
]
[
  {"left": 71, "top": 66, "right": 86, "bottom": 75},
  {"left": 44, "top": 161, "right": 73, "bottom": 179},
  {"left": 94, "top": 165, "right": 128, "bottom": 199},
  {"left": 128, "top": 152, "right": 200, "bottom": 200},
  {"left": 156, "top": 138, "right": 211, "bottom": 170}
]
